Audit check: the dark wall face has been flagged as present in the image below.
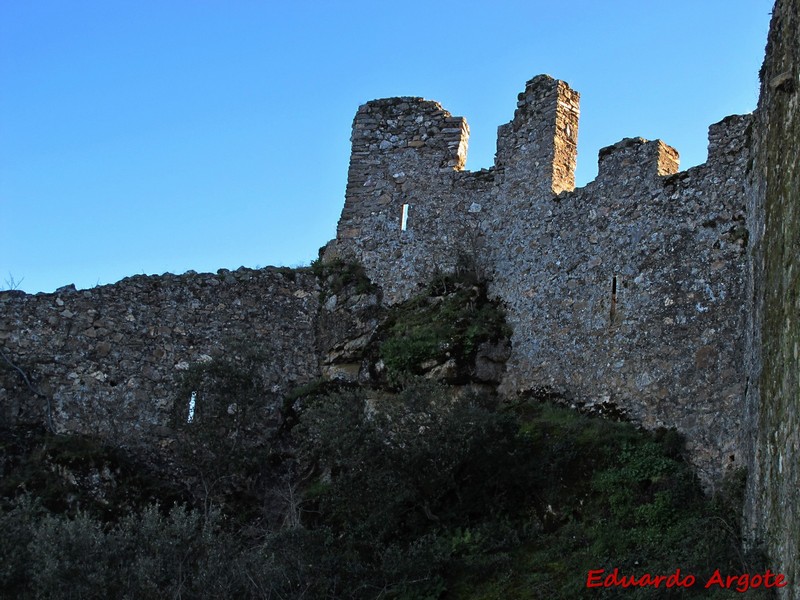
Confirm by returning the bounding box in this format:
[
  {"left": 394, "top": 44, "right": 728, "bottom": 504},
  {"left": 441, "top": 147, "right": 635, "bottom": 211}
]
[{"left": 745, "top": 0, "right": 800, "bottom": 595}]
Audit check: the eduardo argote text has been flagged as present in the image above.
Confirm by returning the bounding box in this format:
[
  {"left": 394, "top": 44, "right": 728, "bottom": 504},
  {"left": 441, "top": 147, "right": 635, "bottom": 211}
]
[{"left": 586, "top": 568, "right": 788, "bottom": 592}]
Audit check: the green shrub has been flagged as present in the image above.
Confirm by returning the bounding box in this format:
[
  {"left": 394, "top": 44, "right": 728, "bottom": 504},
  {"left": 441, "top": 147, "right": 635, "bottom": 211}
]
[
  {"left": 0, "top": 384, "right": 766, "bottom": 599},
  {"left": 311, "top": 258, "right": 376, "bottom": 300},
  {"left": 0, "top": 496, "right": 42, "bottom": 597},
  {"left": 0, "top": 501, "right": 251, "bottom": 600},
  {"left": 379, "top": 278, "right": 510, "bottom": 383}
]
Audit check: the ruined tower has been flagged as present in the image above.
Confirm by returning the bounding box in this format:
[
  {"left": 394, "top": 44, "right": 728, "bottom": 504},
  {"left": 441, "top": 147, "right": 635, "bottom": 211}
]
[
  {"left": 328, "top": 75, "right": 583, "bottom": 303},
  {"left": 494, "top": 75, "right": 580, "bottom": 199},
  {"left": 324, "top": 72, "right": 753, "bottom": 487}
]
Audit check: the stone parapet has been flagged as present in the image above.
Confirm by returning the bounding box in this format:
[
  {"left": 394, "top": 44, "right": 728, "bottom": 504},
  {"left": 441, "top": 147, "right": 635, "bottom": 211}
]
[
  {"left": 495, "top": 75, "right": 580, "bottom": 197},
  {"left": 597, "top": 137, "right": 680, "bottom": 183}
]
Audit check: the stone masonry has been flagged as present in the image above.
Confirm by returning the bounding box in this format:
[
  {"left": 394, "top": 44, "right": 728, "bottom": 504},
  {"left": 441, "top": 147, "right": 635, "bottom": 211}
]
[
  {"left": 326, "top": 74, "right": 752, "bottom": 485},
  {"left": 0, "top": 76, "right": 758, "bottom": 490},
  {"left": 743, "top": 0, "right": 800, "bottom": 594},
  {"left": 1, "top": 1, "right": 797, "bottom": 587},
  {"left": 0, "top": 268, "right": 320, "bottom": 445}
]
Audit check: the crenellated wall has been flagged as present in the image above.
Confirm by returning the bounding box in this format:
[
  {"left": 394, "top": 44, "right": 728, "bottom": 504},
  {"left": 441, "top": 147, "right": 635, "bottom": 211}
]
[
  {"left": 0, "top": 71, "right": 756, "bottom": 488},
  {"left": 327, "top": 76, "right": 583, "bottom": 304},
  {"left": 2, "top": 8, "right": 796, "bottom": 582},
  {"left": 328, "top": 74, "right": 754, "bottom": 484},
  {"left": 489, "top": 114, "right": 751, "bottom": 484}
]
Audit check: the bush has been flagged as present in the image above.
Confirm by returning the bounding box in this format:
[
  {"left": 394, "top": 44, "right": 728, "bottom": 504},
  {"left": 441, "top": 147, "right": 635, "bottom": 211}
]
[
  {"left": 0, "top": 501, "right": 250, "bottom": 600},
  {"left": 311, "top": 258, "right": 376, "bottom": 300},
  {"left": 0, "top": 385, "right": 767, "bottom": 599},
  {"left": 0, "top": 496, "right": 42, "bottom": 597},
  {"left": 379, "top": 278, "right": 510, "bottom": 383}
]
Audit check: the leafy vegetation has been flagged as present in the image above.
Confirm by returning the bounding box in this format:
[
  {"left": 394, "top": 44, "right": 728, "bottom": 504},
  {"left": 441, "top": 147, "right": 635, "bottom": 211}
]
[
  {"left": 378, "top": 276, "right": 510, "bottom": 384},
  {"left": 1, "top": 383, "right": 770, "bottom": 599},
  {"left": 0, "top": 275, "right": 771, "bottom": 598},
  {"left": 311, "top": 257, "right": 377, "bottom": 300}
]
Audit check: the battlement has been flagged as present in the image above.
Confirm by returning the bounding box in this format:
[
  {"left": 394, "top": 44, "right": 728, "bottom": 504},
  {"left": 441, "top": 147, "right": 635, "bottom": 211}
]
[
  {"left": 495, "top": 75, "right": 580, "bottom": 196},
  {"left": 349, "top": 97, "right": 469, "bottom": 169},
  {"left": 327, "top": 73, "right": 754, "bottom": 484},
  {"left": 596, "top": 137, "right": 680, "bottom": 183}
]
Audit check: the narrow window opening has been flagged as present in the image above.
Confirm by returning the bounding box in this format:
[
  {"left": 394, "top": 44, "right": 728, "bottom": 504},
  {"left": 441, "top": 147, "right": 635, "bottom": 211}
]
[
  {"left": 610, "top": 275, "right": 618, "bottom": 325},
  {"left": 400, "top": 204, "right": 409, "bottom": 231},
  {"left": 187, "top": 391, "right": 196, "bottom": 424}
]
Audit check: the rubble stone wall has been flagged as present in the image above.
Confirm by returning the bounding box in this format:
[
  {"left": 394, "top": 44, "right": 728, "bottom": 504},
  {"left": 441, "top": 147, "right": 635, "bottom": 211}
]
[
  {"left": 489, "top": 116, "right": 752, "bottom": 484},
  {"left": 744, "top": 0, "right": 800, "bottom": 594},
  {"left": 329, "top": 73, "right": 753, "bottom": 484},
  {"left": 0, "top": 268, "right": 320, "bottom": 446}
]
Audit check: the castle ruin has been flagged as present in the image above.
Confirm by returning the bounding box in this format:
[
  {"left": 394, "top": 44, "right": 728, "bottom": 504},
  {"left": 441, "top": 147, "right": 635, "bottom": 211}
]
[
  {"left": 1, "top": 0, "right": 797, "bottom": 592},
  {"left": 325, "top": 74, "right": 752, "bottom": 484}
]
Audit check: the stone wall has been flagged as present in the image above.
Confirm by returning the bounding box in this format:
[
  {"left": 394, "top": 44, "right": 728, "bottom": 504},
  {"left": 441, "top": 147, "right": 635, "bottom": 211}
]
[
  {"left": 2, "top": 6, "right": 796, "bottom": 581},
  {"left": 329, "top": 74, "right": 753, "bottom": 484},
  {"left": 489, "top": 115, "right": 751, "bottom": 484},
  {"left": 328, "top": 95, "right": 475, "bottom": 303},
  {"left": 327, "top": 75, "right": 580, "bottom": 305},
  {"left": 0, "top": 71, "right": 757, "bottom": 490},
  {"left": 744, "top": 0, "right": 800, "bottom": 595},
  {"left": 0, "top": 268, "right": 320, "bottom": 446}
]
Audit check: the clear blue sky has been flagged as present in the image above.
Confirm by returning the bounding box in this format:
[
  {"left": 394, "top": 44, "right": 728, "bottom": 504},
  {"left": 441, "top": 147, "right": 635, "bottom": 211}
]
[{"left": 0, "top": 1, "right": 774, "bottom": 294}]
